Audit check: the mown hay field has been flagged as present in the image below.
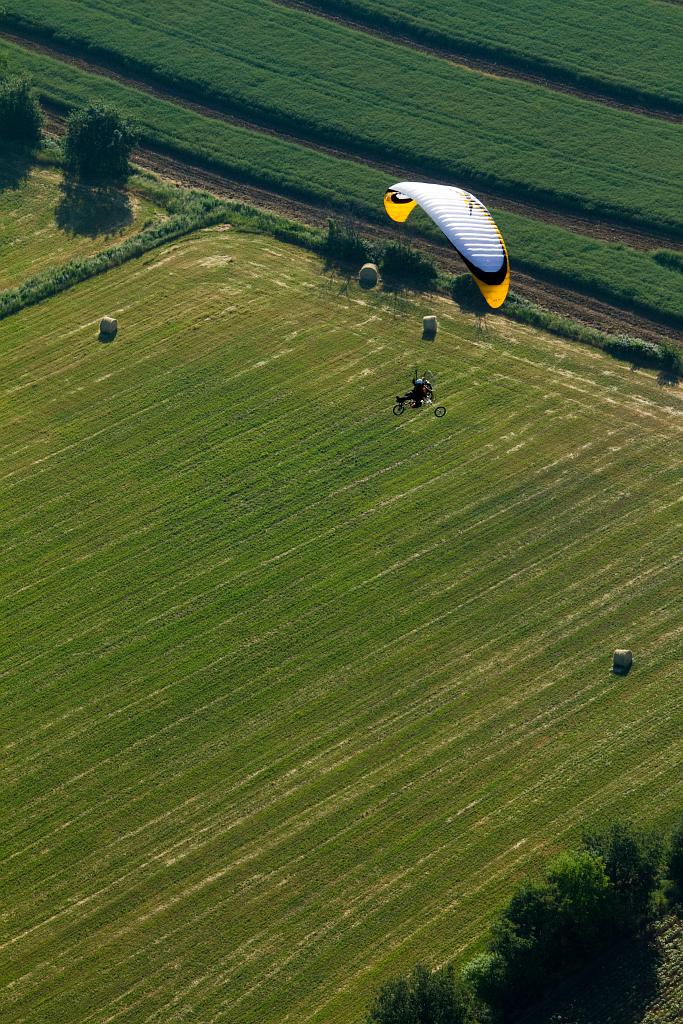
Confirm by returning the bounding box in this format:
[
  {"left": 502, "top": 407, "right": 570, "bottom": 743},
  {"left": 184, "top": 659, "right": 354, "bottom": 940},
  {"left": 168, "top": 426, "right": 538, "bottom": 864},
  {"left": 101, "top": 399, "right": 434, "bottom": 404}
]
[
  {"left": 0, "top": 151, "right": 163, "bottom": 291},
  {"left": 1, "top": 224, "right": 682, "bottom": 1024},
  {"left": 3, "top": 0, "right": 682, "bottom": 232},
  {"left": 308, "top": 0, "right": 683, "bottom": 110},
  {"left": 2, "top": 40, "right": 683, "bottom": 332}
]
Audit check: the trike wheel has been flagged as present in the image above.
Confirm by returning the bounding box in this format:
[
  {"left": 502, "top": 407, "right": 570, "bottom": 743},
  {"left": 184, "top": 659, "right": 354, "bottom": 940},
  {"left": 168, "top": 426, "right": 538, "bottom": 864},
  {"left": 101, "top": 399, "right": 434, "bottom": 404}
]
[
  {"left": 434, "top": 406, "right": 446, "bottom": 418},
  {"left": 393, "top": 403, "right": 405, "bottom": 416}
]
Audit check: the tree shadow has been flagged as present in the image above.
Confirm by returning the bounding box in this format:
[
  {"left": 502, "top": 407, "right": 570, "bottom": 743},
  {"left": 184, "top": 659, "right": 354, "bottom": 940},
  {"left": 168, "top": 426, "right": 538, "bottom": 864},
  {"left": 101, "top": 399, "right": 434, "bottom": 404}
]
[
  {"left": 516, "top": 932, "right": 662, "bottom": 1024},
  {"left": 0, "top": 147, "right": 34, "bottom": 193},
  {"left": 55, "top": 178, "right": 133, "bottom": 238},
  {"left": 657, "top": 367, "right": 680, "bottom": 388}
]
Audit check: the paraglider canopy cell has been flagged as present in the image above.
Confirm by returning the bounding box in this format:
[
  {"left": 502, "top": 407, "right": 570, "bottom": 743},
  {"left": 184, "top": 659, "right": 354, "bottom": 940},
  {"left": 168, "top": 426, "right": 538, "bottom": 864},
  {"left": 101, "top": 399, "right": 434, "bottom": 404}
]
[{"left": 384, "top": 181, "right": 510, "bottom": 309}]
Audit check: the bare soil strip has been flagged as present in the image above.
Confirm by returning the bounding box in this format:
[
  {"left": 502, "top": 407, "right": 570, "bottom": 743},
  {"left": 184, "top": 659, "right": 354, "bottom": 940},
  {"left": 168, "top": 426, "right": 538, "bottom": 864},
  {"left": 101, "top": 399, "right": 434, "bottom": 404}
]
[
  {"left": 3, "top": 28, "right": 682, "bottom": 254},
  {"left": 274, "top": 0, "right": 683, "bottom": 123}
]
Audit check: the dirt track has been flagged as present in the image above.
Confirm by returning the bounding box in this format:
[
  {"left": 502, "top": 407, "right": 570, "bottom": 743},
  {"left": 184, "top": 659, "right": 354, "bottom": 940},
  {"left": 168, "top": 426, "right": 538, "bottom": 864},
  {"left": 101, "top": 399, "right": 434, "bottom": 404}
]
[{"left": 3, "top": 28, "right": 682, "bottom": 254}]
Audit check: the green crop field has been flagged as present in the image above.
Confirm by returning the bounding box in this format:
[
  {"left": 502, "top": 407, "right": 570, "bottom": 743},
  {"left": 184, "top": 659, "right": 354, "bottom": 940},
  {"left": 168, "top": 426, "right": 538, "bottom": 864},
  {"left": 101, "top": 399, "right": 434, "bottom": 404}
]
[
  {"left": 2, "top": 0, "right": 682, "bottom": 233},
  {"left": 0, "top": 151, "right": 164, "bottom": 291},
  {"left": 308, "top": 0, "right": 683, "bottom": 111},
  {"left": 2, "top": 217, "right": 682, "bottom": 1023},
  {"left": 2, "top": 39, "right": 683, "bottom": 333}
]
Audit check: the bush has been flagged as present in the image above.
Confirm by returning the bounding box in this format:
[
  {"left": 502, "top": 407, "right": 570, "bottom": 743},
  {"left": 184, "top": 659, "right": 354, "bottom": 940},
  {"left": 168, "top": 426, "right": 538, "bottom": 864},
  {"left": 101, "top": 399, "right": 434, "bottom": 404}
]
[
  {"left": 583, "top": 822, "right": 664, "bottom": 931},
  {"left": 380, "top": 242, "right": 438, "bottom": 289},
  {"left": 658, "top": 340, "right": 683, "bottom": 375},
  {"left": 0, "top": 74, "right": 43, "bottom": 144},
  {"left": 546, "top": 851, "right": 611, "bottom": 952},
  {"left": 324, "top": 218, "right": 376, "bottom": 265},
  {"left": 63, "top": 104, "right": 138, "bottom": 182},
  {"left": 0, "top": 192, "right": 226, "bottom": 322},
  {"left": 366, "top": 964, "right": 476, "bottom": 1024},
  {"left": 469, "top": 853, "right": 614, "bottom": 1018}
]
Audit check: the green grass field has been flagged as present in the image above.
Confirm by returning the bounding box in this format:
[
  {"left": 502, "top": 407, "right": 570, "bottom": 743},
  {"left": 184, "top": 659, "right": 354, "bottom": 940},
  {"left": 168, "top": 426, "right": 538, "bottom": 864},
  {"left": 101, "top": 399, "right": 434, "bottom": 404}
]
[
  {"left": 0, "top": 151, "right": 164, "bottom": 290},
  {"left": 308, "top": 0, "right": 683, "bottom": 111},
  {"left": 2, "top": 219, "right": 681, "bottom": 1023},
  {"left": 2, "top": 0, "right": 682, "bottom": 232},
  {"left": 2, "top": 40, "right": 683, "bottom": 332}
]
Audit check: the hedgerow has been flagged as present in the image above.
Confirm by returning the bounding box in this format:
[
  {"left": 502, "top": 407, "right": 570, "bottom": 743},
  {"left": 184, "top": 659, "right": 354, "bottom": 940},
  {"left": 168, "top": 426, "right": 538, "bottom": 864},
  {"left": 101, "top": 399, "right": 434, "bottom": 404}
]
[
  {"left": 0, "top": 190, "right": 226, "bottom": 320},
  {"left": 2, "top": 0, "right": 682, "bottom": 235}
]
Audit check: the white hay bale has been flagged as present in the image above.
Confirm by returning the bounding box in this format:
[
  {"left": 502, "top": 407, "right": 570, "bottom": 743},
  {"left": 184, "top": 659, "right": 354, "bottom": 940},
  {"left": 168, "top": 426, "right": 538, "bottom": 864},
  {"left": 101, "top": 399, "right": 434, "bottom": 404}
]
[
  {"left": 422, "top": 315, "right": 438, "bottom": 338},
  {"left": 99, "top": 316, "right": 118, "bottom": 338},
  {"left": 358, "top": 262, "right": 378, "bottom": 288},
  {"left": 612, "top": 649, "right": 633, "bottom": 674}
]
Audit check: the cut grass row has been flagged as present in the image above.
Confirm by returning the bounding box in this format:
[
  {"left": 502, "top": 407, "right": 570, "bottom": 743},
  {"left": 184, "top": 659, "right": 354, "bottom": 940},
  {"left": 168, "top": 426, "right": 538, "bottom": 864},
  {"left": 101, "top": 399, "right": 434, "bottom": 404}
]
[
  {"left": 2, "top": 39, "right": 683, "bottom": 332},
  {"left": 1, "top": 226, "right": 682, "bottom": 1024},
  {"left": 304, "top": 0, "right": 683, "bottom": 113},
  {"left": 2, "top": 0, "right": 683, "bottom": 234}
]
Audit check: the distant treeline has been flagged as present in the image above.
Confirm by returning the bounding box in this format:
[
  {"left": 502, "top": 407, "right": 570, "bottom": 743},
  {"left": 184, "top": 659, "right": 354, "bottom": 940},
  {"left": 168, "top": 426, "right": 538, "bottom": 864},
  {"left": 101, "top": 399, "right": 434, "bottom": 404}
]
[{"left": 365, "top": 817, "right": 683, "bottom": 1024}]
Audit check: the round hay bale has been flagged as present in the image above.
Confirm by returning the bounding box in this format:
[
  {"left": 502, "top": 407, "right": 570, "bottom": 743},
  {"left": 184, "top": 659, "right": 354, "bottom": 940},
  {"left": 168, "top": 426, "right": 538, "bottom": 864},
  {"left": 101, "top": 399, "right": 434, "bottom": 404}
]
[
  {"left": 612, "top": 649, "right": 633, "bottom": 674},
  {"left": 99, "top": 316, "right": 118, "bottom": 339},
  {"left": 422, "top": 315, "right": 438, "bottom": 339},
  {"left": 358, "top": 262, "right": 378, "bottom": 288}
]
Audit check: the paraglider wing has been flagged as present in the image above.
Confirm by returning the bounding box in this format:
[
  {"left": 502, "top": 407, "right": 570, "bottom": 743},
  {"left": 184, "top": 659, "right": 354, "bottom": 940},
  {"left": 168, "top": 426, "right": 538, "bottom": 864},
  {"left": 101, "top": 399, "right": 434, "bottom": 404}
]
[{"left": 384, "top": 181, "right": 510, "bottom": 308}]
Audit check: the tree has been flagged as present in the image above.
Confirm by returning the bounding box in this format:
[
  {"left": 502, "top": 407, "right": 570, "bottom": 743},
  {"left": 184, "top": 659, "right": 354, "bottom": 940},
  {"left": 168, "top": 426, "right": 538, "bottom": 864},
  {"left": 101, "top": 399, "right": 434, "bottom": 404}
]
[
  {"left": 0, "top": 74, "right": 43, "bottom": 144},
  {"left": 63, "top": 104, "right": 137, "bottom": 182},
  {"left": 583, "top": 822, "right": 664, "bottom": 929},
  {"left": 486, "top": 880, "right": 558, "bottom": 1009},
  {"left": 546, "top": 851, "right": 611, "bottom": 953},
  {"left": 366, "top": 964, "right": 476, "bottom": 1024}
]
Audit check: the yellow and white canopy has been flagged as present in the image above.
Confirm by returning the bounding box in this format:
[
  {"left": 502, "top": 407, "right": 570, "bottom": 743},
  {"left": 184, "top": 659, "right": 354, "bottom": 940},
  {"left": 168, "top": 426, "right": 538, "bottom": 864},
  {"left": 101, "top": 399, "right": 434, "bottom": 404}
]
[{"left": 384, "top": 181, "right": 510, "bottom": 308}]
